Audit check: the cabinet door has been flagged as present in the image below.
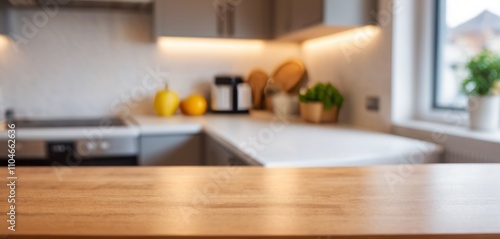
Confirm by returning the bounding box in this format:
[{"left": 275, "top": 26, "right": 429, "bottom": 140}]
[
  {"left": 273, "top": 0, "right": 290, "bottom": 38},
  {"left": 140, "top": 134, "right": 203, "bottom": 166},
  {"left": 0, "top": 1, "right": 7, "bottom": 35},
  {"left": 323, "top": 0, "right": 377, "bottom": 26},
  {"left": 154, "top": 0, "right": 271, "bottom": 39},
  {"left": 205, "top": 136, "right": 249, "bottom": 166},
  {"left": 155, "top": 0, "right": 219, "bottom": 38},
  {"left": 288, "top": 0, "right": 324, "bottom": 31},
  {"left": 231, "top": 0, "right": 271, "bottom": 39},
  {"left": 273, "top": 0, "right": 323, "bottom": 38},
  {"left": 274, "top": 0, "right": 375, "bottom": 41}
]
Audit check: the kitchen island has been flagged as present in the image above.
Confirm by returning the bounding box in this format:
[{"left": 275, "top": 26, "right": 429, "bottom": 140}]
[{"left": 2, "top": 165, "right": 500, "bottom": 238}]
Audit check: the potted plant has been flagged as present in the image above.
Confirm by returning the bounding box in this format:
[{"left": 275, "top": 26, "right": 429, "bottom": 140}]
[
  {"left": 299, "top": 83, "right": 344, "bottom": 123},
  {"left": 461, "top": 50, "right": 500, "bottom": 131}
]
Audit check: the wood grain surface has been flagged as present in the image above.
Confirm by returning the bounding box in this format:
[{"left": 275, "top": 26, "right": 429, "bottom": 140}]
[{"left": 1, "top": 164, "right": 500, "bottom": 239}]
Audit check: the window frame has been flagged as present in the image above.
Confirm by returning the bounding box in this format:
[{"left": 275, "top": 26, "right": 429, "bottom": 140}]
[{"left": 431, "top": 0, "right": 467, "bottom": 111}]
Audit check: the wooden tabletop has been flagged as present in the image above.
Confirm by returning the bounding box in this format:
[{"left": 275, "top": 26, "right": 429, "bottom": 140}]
[{"left": 2, "top": 165, "right": 500, "bottom": 239}]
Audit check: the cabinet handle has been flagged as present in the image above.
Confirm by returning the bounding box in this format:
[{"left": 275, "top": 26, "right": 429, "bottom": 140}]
[
  {"left": 284, "top": 0, "right": 292, "bottom": 31},
  {"left": 214, "top": 0, "right": 225, "bottom": 36},
  {"left": 227, "top": 3, "right": 235, "bottom": 36},
  {"left": 217, "top": 16, "right": 224, "bottom": 36},
  {"left": 214, "top": 0, "right": 237, "bottom": 37}
]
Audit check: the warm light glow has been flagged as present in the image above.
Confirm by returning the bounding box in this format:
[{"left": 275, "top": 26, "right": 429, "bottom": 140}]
[
  {"left": 0, "top": 35, "right": 10, "bottom": 49},
  {"left": 302, "top": 26, "right": 381, "bottom": 51},
  {"left": 157, "top": 37, "right": 265, "bottom": 53}
]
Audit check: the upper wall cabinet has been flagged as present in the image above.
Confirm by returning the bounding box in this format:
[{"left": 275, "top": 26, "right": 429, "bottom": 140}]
[
  {"left": 154, "top": 0, "right": 272, "bottom": 39},
  {"left": 0, "top": 1, "right": 7, "bottom": 35},
  {"left": 274, "top": 0, "right": 378, "bottom": 41}
]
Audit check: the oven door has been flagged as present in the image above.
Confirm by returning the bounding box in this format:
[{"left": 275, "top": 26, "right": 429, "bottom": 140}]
[
  {"left": 0, "top": 156, "right": 138, "bottom": 166},
  {"left": 0, "top": 139, "right": 138, "bottom": 166}
]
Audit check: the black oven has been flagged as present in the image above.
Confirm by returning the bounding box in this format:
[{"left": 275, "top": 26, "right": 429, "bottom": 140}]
[
  {"left": 1, "top": 139, "right": 138, "bottom": 166},
  {"left": 1, "top": 118, "right": 139, "bottom": 166}
]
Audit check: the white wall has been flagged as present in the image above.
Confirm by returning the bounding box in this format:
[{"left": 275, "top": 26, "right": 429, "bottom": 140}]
[
  {"left": 0, "top": 4, "right": 398, "bottom": 133},
  {"left": 391, "top": 0, "right": 417, "bottom": 123},
  {"left": 302, "top": 0, "right": 394, "bottom": 132},
  {"left": 0, "top": 8, "right": 300, "bottom": 118}
]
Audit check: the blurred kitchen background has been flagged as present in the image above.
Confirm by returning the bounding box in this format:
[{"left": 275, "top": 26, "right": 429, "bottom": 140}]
[
  {"left": 0, "top": 0, "right": 391, "bottom": 131},
  {"left": 1, "top": 0, "right": 500, "bottom": 168}
]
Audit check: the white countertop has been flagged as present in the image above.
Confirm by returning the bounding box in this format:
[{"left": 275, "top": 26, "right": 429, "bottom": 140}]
[
  {"left": 0, "top": 119, "right": 140, "bottom": 140},
  {"left": 0, "top": 114, "right": 443, "bottom": 167},
  {"left": 132, "top": 116, "right": 205, "bottom": 135},
  {"left": 133, "top": 114, "right": 443, "bottom": 167}
]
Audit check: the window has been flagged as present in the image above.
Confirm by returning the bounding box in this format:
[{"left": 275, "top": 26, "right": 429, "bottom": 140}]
[{"left": 433, "top": 0, "right": 500, "bottom": 109}]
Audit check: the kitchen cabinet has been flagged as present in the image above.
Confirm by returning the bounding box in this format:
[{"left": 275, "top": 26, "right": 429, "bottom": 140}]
[
  {"left": 205, "top": 135, "right": 250, "bottom": 166},
  {"left": 0, "top": 1, "right": 7, "bottom": 35},
  {"left": 154, "top": 0, "right": 271, "bottom": 39},
  {"left": 139, "top": 134, "right": 203, "bottom": 166},
  {"left": 274, "top": 0, "right": 377, "bottom": 41}
]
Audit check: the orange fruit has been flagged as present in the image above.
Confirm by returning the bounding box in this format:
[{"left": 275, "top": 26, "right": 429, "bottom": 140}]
[{"left": 180, "top": 95, "right": 207, "bottom": 116}]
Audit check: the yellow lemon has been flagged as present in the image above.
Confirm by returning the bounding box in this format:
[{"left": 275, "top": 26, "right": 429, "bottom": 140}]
[
  {"left": 154, "top": 85, "right": 179, "bottom": 117},
  {"left": 180, "top": 95, "right": 207, "bottom": 116}
]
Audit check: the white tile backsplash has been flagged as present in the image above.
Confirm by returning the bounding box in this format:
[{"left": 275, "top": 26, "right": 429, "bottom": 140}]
[{"left": 0, "top": 8, "right": 300, "bottom": 118}]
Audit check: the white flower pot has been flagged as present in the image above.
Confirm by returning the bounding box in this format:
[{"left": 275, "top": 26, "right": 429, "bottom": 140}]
[{"left": 468, "top": 96, "right": 500, "bottom": 132}]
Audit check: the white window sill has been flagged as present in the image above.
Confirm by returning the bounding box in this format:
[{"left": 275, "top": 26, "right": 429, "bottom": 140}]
[
  {"left": 392, "top": 120, "right": 500, "bottom": 163},
  {"left": 393, "top": 120, "right": 500, "bottom": 144}
]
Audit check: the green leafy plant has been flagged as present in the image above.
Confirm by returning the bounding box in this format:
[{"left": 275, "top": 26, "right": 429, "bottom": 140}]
[
  {"left": 299, "top": 83, "right": 344, "bottom": 110},
  {"left": 461, "top": 49, "right": 500, "bottom": 96}
]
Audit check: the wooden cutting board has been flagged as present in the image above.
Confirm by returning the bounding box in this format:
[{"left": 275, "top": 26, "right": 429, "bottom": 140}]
[{"left": 272, "top": 60, "right": 306, "bottom": 93}]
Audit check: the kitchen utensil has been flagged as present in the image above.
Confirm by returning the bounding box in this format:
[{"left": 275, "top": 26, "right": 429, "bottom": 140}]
[
  {"left": 272, "top": 92, "right": 299, "bottom": 117},
  {"left": 247, "top": 69, "right": 269, "bottom": 109},
  {"left": 211, "top": 75, "right": 252, "bottom": 114},
  {"left": 263, "top": 80, "right": 282, "bottom": 111},
  {"left": 272, "top": 60, "right": 306, "bottom": 93}
]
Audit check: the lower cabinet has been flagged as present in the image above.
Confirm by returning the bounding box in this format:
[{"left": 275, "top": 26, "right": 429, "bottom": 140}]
[
  {"left": 205, "top": 136, "right": 250, "bottom": 166},
  {"left": 139, "top": 134, "right": 252, "bottom": 166},
  {"left": 139, "top": 134, "right": 203, "bottom": 166}
]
